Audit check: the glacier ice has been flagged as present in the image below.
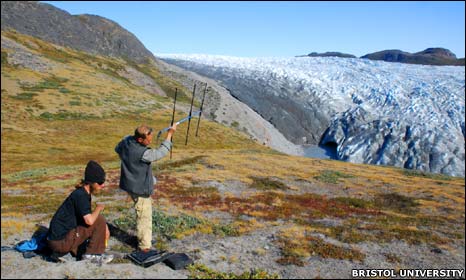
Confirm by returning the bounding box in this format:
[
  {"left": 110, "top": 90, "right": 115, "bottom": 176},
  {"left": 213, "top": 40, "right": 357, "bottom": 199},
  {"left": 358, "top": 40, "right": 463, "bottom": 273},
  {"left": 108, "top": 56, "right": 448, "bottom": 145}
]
[{"left": 158, "top": 54, "right": 465, "bottom": 177}]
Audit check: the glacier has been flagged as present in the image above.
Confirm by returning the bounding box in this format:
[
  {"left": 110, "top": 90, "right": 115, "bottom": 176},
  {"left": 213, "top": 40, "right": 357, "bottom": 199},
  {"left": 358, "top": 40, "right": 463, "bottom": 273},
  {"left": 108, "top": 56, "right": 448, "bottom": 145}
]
[{"left": 158, "top": 54, "right": 465, "bottom": 177}]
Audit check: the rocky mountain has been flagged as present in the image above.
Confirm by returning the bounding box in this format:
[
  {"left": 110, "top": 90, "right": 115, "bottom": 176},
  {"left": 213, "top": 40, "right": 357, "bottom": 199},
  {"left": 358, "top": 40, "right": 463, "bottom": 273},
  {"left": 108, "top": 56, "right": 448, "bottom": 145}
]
[
  {"left": 361, "top": 48, "right": 465, "bottom": 66},
  {"left": 159, "top": 54, "right": 465, "bottom": 177},
  {"left": 1, "top": 1, "right": 155, "bottom": 64}
]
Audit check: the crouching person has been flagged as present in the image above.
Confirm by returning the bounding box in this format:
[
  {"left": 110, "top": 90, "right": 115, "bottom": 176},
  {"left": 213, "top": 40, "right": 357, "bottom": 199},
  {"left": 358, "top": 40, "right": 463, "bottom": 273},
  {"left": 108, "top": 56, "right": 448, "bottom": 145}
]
[{"left": 47, "top": 160, "right": 113, "bottom": 264}]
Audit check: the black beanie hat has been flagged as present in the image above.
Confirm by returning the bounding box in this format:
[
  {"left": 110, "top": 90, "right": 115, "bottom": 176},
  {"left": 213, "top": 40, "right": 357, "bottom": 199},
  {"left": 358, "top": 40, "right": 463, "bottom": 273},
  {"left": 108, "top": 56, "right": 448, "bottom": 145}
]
[{"left": 84, "top": 160, "right": 106, "bottom": 184}]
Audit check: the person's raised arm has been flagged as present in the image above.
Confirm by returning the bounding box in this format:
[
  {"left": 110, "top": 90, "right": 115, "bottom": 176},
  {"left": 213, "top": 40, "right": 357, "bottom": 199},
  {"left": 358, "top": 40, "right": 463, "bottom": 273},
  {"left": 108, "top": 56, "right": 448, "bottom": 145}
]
[{"left": 83, "top": 203, "right": 104, "bottom": 226}]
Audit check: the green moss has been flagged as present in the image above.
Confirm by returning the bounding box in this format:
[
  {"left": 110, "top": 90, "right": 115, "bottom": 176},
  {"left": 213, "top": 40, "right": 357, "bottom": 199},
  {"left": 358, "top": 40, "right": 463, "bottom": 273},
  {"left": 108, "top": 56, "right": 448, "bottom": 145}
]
[
  {"left": 1, "top": 51, "right": 10, "bottom": 67},
  {"left": 39, "top": 111, "right": 99, "bottom": 120},
  {"left": 153, "top": 210, "right": 203, "bottom": 239},
  {"left": 59, "top": 88, "right": 71, "bottom": 94},
  {"left": 329, "top": 225, "right": 371, "bottom": 244},
  {"left": 373, "top": 192, "right": 420, "bottom": 214},
  {"left": 2, "top": 165, "right": 80, "bottom": 182},
  {"left": 326, "top": 213, "right": 454, "bottom": 246},
  {"left": 157, "top": 156, "right": 207, "bottom": 171},
  {"left": 249, "top": 176, "right": 287, "bottom": 191},
  {"left": 307, "top": 235, "right": 365, "bottom": 261},
  {"left": 314, "top": 170, "right": 353, "bottom": 184},
  {"left": 276, "top": 233, "right": 365, "bottom": 266},
  {"left": 188, "top": 263, "right": 279, "bottom": 279},
  {"left": 212, "top": 223, "right": 240, "bottom": 237},
  {"left": 331, "top": 197, "right": 373, "bottom": 209},
  {"left": 402, "top": 169, "right": 452, "bottom": 181},
  {"left": 1, "top": 193, "right": 63, "bottom": 215},
  {"left": 69, "top": 100, "right": 81, "bottom": 106},
  {"left": 20, "top": 76, "right": 68, "bottom": 92},
  {"left": 114, "top": 209, "right": 203, "bottom": 240},
  {"left": 11, "top": 92, "right": 38, "bottom": 100}
]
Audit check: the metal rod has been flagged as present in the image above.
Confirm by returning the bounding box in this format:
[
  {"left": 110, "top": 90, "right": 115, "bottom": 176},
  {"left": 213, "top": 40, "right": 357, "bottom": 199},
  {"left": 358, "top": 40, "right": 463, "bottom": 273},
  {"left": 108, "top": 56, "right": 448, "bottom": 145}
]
[
  {"left": 169, "top": 88, "right": 178, "bottom": 159},
  {"left": 195, "top": 83, "right": 207, "bottom": 137},
  {"left": 185, "top": 84, "right": 196, "bottom": 145},
  {"left": 156, "top": 111, "right": 201, "bottom": 138}
]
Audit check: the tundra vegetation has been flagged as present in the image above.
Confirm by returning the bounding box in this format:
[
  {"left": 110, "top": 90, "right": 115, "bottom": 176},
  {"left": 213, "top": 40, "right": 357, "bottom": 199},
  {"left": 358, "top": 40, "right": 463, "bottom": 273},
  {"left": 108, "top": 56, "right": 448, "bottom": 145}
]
[{"left": 1, "top": 31, "right": 464, "bottom": 278}]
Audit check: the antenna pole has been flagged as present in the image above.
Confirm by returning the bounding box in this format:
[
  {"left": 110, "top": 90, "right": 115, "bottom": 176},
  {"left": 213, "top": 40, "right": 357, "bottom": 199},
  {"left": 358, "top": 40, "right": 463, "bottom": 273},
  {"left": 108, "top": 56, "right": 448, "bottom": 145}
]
[
  {"left": 195, "top": 83, "right": 207, "bottom": 137},
  {"left": 169, "top": 88, "right": 178, "bottom": 159},
  {"left": 185, "top": 84, "right": 196, "bottom": 145}
]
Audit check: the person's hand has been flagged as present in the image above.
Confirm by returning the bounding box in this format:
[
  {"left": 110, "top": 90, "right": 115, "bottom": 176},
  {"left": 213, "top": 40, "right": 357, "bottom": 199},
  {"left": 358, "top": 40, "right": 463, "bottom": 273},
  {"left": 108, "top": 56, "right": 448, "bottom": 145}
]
[
  {"left": 166, "top": 123, "right": 177, "bottom": 142},
  {"left": 96, "top": 203, "right": 105, "bottom": 212},
  {"left": 168, "top": 122, "right": 177, "bottom": 133}
]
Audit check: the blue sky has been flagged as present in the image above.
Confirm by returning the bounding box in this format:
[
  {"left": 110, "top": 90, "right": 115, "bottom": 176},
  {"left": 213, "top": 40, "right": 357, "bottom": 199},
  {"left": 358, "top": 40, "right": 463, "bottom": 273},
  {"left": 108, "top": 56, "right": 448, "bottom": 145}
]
[{"left": 42, "top": 1, "right": 465, "bottom": 58}]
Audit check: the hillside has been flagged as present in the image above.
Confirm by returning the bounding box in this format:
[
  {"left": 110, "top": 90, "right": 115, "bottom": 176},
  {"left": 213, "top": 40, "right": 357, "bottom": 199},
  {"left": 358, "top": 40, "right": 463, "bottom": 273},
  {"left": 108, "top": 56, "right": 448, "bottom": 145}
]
[{"left": 1, "top": 31, "right": 465, "bottom": 278}]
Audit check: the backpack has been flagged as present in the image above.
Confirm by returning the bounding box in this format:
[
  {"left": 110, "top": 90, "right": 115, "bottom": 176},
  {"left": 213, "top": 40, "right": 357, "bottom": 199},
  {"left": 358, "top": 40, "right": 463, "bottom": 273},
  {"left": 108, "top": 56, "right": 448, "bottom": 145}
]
[{"left": 15, "top": 232, "right": 47, "bottom": 253}]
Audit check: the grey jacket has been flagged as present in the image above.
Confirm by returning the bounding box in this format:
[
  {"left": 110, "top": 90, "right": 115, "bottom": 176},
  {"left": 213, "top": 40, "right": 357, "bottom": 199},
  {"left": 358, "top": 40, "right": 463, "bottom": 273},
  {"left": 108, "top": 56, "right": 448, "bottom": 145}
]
[{"left": 115, "top": 135, "right": 172, "bottom": 197}]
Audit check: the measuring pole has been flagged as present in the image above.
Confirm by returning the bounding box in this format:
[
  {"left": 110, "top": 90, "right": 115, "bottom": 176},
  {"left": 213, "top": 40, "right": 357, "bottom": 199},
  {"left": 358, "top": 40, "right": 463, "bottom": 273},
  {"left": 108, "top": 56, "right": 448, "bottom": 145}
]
[
  {"left": 195, "top": 83, "right": 207, "bottom": 137},
  {"left": 169, "top": 88, "right": 178, "bottom": 159},
  {"left": 185, "top": 84, "right": 196, "bottom": 145}
]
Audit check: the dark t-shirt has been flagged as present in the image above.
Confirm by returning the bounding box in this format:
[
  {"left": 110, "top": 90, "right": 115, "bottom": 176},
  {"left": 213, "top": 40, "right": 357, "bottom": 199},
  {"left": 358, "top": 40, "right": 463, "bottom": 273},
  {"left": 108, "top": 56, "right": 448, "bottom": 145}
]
[{"left": 47, "top": 187, "right": 92, "bottom": 241}]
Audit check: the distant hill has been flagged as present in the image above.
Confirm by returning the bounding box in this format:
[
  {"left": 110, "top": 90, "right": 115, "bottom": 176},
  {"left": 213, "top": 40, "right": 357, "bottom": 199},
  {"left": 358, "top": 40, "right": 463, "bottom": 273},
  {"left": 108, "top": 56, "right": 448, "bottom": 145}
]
[
  {"left": 298, "top": 52, "right": 356, "bottom": 58},
  {"left": 361, "top": 48, "right": 465, "bottom": 66},
  {"left": 1, "top": 1, "right": 155, "bottom": 64}
]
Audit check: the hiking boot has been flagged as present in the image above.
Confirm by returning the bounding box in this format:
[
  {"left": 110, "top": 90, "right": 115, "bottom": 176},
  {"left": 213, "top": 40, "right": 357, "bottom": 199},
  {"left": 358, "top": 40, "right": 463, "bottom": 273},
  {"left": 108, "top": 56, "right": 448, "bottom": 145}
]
[{"left": 82, "top": 253, "right": 114, "bottom": 264}]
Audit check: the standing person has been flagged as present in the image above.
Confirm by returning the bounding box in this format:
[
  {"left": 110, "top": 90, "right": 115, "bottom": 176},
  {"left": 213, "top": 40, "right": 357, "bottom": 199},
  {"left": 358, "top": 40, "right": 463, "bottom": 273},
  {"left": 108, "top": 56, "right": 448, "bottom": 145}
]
[
  {"left": 115, "top": 123, "right": 176, "bottom": 253},
  {"left": 47, "top": 160, "right": 113, "bottom": 264}
]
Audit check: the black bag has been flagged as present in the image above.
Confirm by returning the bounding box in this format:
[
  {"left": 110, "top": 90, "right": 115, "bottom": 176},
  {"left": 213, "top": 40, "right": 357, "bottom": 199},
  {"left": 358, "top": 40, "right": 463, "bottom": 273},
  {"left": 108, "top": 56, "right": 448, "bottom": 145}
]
[
  {"left": 127, "top": 250, "right": 172, "bottom": 268},
  {"left": 163, "top": 253, "right": 193, "bottom": 270}
]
